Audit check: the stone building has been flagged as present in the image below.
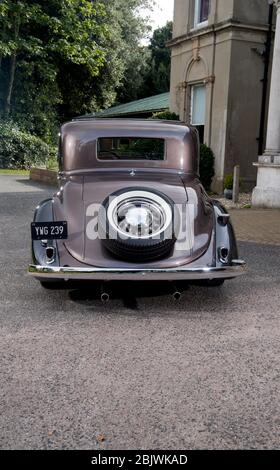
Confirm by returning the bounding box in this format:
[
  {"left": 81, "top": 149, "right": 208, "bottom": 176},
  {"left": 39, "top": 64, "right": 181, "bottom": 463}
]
[
  {"left": 253, "top": 0, "right": 280, "bottom": 208},
  {"left": 168, "top": 0, "right": 275, "bottom": 192}
]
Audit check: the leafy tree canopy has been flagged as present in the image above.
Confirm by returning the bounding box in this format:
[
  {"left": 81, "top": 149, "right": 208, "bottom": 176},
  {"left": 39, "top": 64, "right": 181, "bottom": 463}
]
[
  {"left": 117, "top": 20, "right": 173, "bottom": 104},
  {"left": 0, "top": 0, "right": 153, "bottom": 143}
]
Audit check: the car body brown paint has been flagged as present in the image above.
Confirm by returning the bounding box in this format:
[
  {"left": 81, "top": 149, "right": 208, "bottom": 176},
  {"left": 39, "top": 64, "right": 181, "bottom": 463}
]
[
  {"left": 29, "top": 119, "right": 245, "bottom": 282},
  {"left": 53, "top": 119, "right": 213, "bottom": 269}
]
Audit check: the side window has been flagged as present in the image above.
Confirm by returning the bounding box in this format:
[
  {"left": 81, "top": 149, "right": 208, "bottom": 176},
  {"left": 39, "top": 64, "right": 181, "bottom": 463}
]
[
  {"left": 194, "top": 0, "right": 210, "bottom": 28},
  {"left": 190, "top": 84, "right": 206, "bottom": 143}
]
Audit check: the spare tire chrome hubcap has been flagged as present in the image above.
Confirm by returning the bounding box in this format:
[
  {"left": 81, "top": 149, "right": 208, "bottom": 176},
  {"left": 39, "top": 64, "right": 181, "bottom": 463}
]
[
  {"left": 114, "top": 199, "right": 165, "bottom": 238},
  {"left": 107, "top": 190, "right": 173, "bottom": 239}
]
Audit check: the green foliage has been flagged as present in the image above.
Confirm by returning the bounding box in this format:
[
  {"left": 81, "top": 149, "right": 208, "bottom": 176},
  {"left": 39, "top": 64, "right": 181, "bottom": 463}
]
[
  {"left": 0, "top": 0, "right": 153, "bottom": 142},
  {"left": 116, "top": 21, "right": 172, "bottom": 104},
  {"left": 0, "top": 168, "right": 29, "bottom": 175},
  {"left": 11, "top": 62, "right": 61, "bottom": 143},
  {"left": 0, "top": 0, "right": 108, "bottom": 135},
  {"left": 199, "top": 144, "right": 215, "bottom": 191},
  {"left": 139, "top": 21, "right": 173, "bottom": 101},
  {"left": 105, "top": 0, "right": 153, "bottom": 105},
  {"left": 224, "top": 174, "right": 233, "bottom": 190},
  {"left": 147, "top": 21, "right": 173, "bottom": 94},
  {"left": 152, "top": 110, "right": 180, "bottom": 121},
  {"left": 46, "top": 148, "right": 59, "bottom": 170},
  {"left": 0, "top": 120, "right": 51, "bottom": 168}
]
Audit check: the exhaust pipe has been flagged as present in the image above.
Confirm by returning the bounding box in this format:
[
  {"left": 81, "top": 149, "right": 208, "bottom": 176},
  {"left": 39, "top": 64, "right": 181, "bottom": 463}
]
[
  {"left": 171, "top": 283, "right": 181, "bottom": 301},
  {"left": 173, "top": 291, "right": 181, "bottom": 301},
  {"left": 101, "top": 292, "right": 110, "bottom": 303},
  {"left": 100, "top": 284, "right": 110, "bottom": 303}
]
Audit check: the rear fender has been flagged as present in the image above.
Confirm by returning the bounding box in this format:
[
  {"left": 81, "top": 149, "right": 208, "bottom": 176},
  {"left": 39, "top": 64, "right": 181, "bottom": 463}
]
[{"left": 213, "top": 200, "right": 238, "bottom": 266}]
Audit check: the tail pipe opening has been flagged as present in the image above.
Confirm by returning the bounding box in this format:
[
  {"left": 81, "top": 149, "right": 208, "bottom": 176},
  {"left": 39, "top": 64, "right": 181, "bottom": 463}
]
[
  {"left": 100, "top": 284, "right": 110, "bottom": 303},
  {"left": 171, "top": 283, "right": 182, "bottom": 301}
]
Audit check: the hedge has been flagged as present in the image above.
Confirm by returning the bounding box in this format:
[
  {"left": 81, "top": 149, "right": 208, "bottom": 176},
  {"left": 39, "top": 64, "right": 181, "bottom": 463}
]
[
  {"left": 199, "top": 144, "right": 215, "bottom": 191},
  {"left": 152, "top": 110, "right": 180, "bottom": 121},
  {"left": 0, "top": 120, "right": 53, "bottom": 169}
]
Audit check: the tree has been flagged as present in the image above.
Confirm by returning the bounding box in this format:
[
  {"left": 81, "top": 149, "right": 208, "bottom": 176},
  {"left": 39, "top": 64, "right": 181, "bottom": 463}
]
[
  {"left": 0, "top": 0, "right": 153, "bottom": 142},
  {"left": 116, "top": 20, "right": 173, "bottom": 104},
  {"left": 57, "top": 0, "right": 154, "bottom": 119},
  {"left": 0, "top": 0, "right": 108, "bottom": 140},
  {"left": 141, "top": 21, "right": 173, "bottom": 98},
  {"left": 0, "top": 1, "right": 47, "bottom": 115},
  {"left": 108, "top": 0, "right": 152, "bottom": 105}
]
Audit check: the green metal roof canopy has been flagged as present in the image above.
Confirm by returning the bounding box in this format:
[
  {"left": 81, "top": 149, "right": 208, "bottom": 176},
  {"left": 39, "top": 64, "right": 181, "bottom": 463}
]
[{"left": 87, "top": 92, "right": 170, "bottom": 118}]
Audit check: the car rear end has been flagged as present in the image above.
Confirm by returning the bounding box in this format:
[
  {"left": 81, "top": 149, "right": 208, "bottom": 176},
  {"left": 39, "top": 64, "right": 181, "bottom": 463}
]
[{"left": 29, "top": 119, "right": 246, "bottom": 286}]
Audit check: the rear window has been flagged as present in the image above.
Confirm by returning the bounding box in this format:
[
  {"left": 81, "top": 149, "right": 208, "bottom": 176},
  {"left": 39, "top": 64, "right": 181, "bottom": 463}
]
[{"left": 97, "top": 137, "right": 165, "bottom": 161}]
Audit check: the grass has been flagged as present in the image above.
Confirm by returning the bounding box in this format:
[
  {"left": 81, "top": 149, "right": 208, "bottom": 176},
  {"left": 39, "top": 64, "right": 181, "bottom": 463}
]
[
  {"left": 46, "top": 157, "right": 58, "bottom": 171},
  {"left": 0, "top": 169, "right": 30, "bottom": 175}
]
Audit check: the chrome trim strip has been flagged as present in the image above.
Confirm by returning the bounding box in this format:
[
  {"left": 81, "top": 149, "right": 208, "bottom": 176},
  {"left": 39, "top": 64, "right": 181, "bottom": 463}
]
[{"left": 28, "top": 260, "right": 246, "bottom": 281}]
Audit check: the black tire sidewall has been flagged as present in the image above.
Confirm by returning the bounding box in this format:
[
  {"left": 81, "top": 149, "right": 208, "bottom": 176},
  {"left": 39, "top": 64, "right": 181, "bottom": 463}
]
[{"left": 98, "top": 187, "right": 179, "bottom": 261}]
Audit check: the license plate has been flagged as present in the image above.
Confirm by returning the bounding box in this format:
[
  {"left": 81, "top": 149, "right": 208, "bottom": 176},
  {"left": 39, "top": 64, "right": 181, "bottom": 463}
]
[{"left": 31, "top": 221, "right": 68, "bottom": 240}]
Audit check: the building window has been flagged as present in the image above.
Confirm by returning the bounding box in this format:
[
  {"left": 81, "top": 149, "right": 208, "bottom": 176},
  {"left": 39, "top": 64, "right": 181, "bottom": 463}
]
[
  {"left": 190, "top": 84, "right": 206, "bottom": 143},
  {"left": 194, "top": 0, "right": 210, "bottom": 28}
]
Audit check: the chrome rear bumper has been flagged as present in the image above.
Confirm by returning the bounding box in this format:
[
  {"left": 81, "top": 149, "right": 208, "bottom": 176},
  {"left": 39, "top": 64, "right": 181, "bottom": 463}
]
[{"left": 28, "top": 260, "right": 246, "bottom": 281}]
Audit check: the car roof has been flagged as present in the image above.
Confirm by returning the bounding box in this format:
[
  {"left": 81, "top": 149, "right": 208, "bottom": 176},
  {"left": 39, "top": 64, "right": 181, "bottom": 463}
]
[
  {"left": 68, "top": 118, "right": 189, "bottom": 135},
  {"left": 73, "top": 117, "right": 187, "bottom": 126},
  {"left": 60, "top": 119, "right": 197, "bottom": 173}
]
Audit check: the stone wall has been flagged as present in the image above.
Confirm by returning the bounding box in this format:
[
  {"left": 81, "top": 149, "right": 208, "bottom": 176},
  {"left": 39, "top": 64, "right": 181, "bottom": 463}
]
[{"left": 30, "top": 168, "right": 58, "bottom": 186}]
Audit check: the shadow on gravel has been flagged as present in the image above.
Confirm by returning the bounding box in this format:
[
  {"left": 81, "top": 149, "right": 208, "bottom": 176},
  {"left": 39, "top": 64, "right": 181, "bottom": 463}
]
[
  {"left": 67, "top": 280, "right": 226, "bottom": 311},
  {"left": 15, "top": 178, "right": 56, "bottom": 191}
]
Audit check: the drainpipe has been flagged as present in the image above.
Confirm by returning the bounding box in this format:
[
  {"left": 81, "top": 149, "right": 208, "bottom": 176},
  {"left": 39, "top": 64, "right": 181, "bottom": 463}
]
[
  {"left": 258, "top": 3, "right": 274, "bottom": 155},
  {"left": 208, "top": 0, "right": 218, "bottom": 148},
  {"left": 183, "top": 82, "right": 188, "bottom": 123},
  {"left": 208, "top": 30, "right": 217, "bottom": 148}
]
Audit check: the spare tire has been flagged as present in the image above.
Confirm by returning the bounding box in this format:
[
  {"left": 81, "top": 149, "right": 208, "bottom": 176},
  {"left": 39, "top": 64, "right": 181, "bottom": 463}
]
[{"left": 98, "top": 187, "right": 179, "bottom": 262}]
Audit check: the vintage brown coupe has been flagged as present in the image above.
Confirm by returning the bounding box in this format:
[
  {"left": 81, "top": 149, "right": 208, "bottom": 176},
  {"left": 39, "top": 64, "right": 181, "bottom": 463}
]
[{"left": 28, "top": 119, "right": 246, "bottom": 292}]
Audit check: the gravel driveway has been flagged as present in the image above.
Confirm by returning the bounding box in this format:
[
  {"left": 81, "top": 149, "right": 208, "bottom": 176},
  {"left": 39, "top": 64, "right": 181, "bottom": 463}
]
[{"left": 0, "top": 175, "right": 279, "bottom": 450}]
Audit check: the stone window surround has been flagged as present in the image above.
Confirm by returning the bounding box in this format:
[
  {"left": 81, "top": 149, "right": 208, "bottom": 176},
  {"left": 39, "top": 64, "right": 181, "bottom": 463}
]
[{"left": 182, "top": 76, "right": 213, "bottom": 145}]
